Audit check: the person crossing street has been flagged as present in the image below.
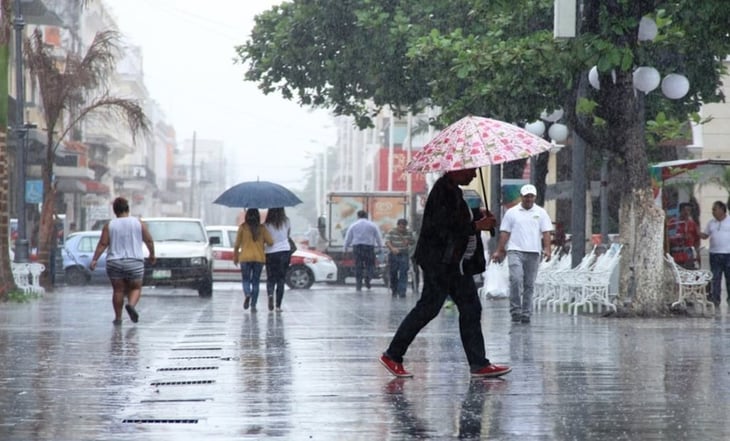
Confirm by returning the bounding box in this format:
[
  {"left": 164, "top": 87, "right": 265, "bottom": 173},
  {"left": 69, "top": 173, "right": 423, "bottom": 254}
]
[
  {"left": 380, "top": 168, "right": 511, "bottom": 378},
  {"left": 385, "top": 219, "right": 416, "bottom": 297},
  {"left": 344, "top": 210, "right": 383, "bottom": 291}
]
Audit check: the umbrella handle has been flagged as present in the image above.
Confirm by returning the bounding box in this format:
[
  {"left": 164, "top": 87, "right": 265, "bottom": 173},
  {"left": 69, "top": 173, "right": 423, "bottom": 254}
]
[{"left": 478, "top": 168, "right": 496, "bottom": 237}]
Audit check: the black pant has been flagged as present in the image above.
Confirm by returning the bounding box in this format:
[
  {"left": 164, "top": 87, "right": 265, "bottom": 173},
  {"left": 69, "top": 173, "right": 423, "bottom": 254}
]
[
  {"left": 385, "top": 264, "right": 489, "bottom": 370},
  {"left": 353, "top": 244, "right": 375, "bottom": 289},
  {"left": 266, "top": 251, "right": 289, "bottom": 307}
]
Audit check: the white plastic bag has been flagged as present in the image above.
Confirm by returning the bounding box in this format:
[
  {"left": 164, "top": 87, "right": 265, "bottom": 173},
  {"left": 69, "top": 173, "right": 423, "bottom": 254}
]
[{"left": 481, "top": 260, "right": 509, "bottom": 299}]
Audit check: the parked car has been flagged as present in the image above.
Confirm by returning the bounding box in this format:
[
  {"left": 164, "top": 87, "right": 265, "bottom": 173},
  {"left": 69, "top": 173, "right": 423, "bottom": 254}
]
[
  {"left": 206, "top": 225, "right": 338, "bottom": 289},
  {"left": 61, "top": 230, "right": 107, "bottom": 285},
  {"left": 143, "top": 217, "right": 217, "bottom": 297}
]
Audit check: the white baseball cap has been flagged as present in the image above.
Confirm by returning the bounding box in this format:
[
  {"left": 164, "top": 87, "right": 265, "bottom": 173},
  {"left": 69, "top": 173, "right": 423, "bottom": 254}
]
[{"left": 520, "top": 184, "right": 537, "bottom": 196}]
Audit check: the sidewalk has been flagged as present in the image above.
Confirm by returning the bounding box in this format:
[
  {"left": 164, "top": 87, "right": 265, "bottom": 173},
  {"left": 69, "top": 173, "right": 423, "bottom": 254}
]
[{"left": 1, "top": 283, "right": 730, "bottom": 440}]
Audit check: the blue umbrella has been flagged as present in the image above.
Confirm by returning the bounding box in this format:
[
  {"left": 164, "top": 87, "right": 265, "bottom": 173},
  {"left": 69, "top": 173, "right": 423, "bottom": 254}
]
[{"left": 213, "top": 180, "right": 303, "bottom": 208}]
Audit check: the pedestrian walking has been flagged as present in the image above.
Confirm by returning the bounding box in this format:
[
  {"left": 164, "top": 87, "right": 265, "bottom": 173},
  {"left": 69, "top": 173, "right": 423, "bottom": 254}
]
[
  {"left": 344, "top": 210, "right": 383, "bottom": 291},
  {"left": 233, "top": 208, "right": 273, "bottom": 312},
  {"left": 491, "top": 184, "right": 553, "bottom": 324},
  {"left": 264, "top": 207, "right": 292, "bottom": 312},
  {"left": 385, "top": 218, "right": 416, "bottom": 297},
  {"left": 700, "top": 200, "right": 730, "bottom": 307},
  {"left": 90, "top": 197, "right": 155, "bottom": 325},
  {"left": 380, "top": 168, "right": 511, "bottom": 378}
]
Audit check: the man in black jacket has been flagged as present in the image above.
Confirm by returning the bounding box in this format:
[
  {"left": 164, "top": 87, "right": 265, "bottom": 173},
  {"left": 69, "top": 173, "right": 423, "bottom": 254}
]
[{"left": 379, "top": 168, "right": 512, "bottom": 378}]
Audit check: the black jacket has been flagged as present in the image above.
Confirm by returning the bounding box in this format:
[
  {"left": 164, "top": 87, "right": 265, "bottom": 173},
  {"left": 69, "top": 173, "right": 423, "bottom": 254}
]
[{"left": 413, "top": 174, "right": 486, "bottom": 276}]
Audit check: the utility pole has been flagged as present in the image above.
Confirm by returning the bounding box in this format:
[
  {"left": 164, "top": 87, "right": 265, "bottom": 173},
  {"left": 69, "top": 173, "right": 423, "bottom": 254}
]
[
  {"left": 322, "top": 147, "right": 327, "bottom": 217},
  {"left": 405, "top": 112, "right": 413, "bottom": 225},
  {"left": 387, "top": 109, "right": 394, "bottom": 191},
  {"left": 13, "top": 0, "right": 29, "bottom": 263},
  {"left": 188, "top": 131, "right": 196, "bottom": 217}
]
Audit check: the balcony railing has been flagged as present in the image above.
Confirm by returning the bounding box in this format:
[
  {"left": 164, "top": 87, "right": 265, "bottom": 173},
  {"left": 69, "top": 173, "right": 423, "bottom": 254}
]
[{"left": 117, "top": 164, "right": 156, "bottom": 185}]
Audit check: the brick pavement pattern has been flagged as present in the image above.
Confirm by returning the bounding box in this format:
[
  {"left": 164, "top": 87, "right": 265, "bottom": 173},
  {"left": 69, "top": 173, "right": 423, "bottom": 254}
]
[{"left": 1, "top": 283, "right": 730, "bottom": 440}]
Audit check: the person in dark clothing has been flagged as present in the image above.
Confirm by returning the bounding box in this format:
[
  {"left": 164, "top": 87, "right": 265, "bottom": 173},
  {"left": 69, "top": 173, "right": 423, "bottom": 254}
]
[{"left": 379, "top": 168, "right": 512, "bottom": 378}]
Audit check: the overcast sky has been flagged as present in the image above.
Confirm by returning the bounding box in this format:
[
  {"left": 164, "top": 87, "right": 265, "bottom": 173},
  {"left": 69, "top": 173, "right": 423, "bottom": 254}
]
[{"left": 105, "top": 0, "right": 336, "bottom": 190}]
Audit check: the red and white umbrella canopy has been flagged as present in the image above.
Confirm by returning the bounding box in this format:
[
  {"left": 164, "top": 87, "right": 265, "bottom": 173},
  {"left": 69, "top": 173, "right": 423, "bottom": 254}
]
[{"left": 406, "top": 115, "right": 554, "bottom": 173}]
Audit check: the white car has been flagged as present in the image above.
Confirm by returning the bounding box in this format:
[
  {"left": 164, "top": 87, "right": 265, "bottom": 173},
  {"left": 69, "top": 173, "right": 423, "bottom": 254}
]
[
  {"left": 143, "top": 217, "right": 216, "bottom": 297},
  {"left": 206, "top": 225, "right": 337, "bottom": 289}
]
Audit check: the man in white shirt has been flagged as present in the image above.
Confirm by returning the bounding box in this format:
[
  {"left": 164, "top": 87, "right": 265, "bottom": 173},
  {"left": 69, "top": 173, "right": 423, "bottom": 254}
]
[
  {"left": 700, "top": 200, "right": 730, "bottom": 307},
  {"left": 491, "top": 184, "right": 553, "bottom": 324}
]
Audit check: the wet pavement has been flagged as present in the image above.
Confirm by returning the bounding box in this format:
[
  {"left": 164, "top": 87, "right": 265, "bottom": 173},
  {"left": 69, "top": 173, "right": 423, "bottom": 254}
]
[{"left": 1, "top": 281, "right": 730, "bottom": 440}]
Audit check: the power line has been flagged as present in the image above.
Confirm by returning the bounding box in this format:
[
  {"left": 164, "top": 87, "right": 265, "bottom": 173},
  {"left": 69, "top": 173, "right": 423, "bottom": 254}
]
[{"left": 106, "top": 0, "right": 262, "bottom": 43}]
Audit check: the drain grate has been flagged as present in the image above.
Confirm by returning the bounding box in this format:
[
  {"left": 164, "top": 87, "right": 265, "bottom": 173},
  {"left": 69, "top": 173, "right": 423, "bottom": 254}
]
[
  {"left": 140, "top": 398, "right": 210, "bottom": 403},
  {"left": 151, "top": 380, "right": 215, "bottom": 386},
  {"left": 169, "top": 356, "right": 220, "bottom": 360},
  {"left": 171, "top": 347, "right": 222, "bottom": 351},
  {"left": 123, "top": 418, "right": 199, "bottom": 424},
  {"left": 157, "top": 366, "right": 219, "bottom": 372}
]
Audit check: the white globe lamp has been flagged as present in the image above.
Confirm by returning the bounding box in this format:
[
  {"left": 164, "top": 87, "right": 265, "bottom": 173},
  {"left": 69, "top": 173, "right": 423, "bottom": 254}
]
[
  {"left": 633, "top": 66, "right": 661, "bottom": 93},
  {"left": 588, "top": 66, "right": 600, "bottom": 90},
  {"left": 638, "top": 17, "right": 658, "bottom": 41},
  {"left": 525, "top": 120, "right": 546, "bottom": 137},
  {"left": 540, "top": 108, "right": 564, "bottom": 123},
  {"left": 548, "top": 123, "right": 569, "bottom": 143},
  {"left": 661, "top": 74, "right": 690, "bottom": 99}
]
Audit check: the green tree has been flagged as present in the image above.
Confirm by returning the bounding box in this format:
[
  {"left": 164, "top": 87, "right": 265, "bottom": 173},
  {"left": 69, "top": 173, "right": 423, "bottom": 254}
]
[
  {"left": 25, "top": 28, "right": 150, "bottom": 289},
  {"left": 237, "top": 0, "right": 730, "bottom": 315}
]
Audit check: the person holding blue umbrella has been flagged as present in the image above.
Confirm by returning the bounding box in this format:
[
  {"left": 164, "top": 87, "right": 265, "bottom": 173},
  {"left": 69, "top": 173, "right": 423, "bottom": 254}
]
[
  {"left": 264, "top": 207, "right": 292, "bottom": 311},
  {"left": 233, "top": 208, "right": 273, "bottom": 312}
]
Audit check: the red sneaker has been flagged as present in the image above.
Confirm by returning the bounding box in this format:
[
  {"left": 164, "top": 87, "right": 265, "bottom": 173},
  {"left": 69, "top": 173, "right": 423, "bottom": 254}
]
[
  {"left": 379, "top": 354, "right": 413, "bottom": 377},
  {"left": 471, "top": 364, "right": 512, "bottom": 378}
]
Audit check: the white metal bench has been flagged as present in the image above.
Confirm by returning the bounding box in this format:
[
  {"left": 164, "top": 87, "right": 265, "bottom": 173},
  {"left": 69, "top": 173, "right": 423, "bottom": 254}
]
[
  {"left": 10, "top": 262, "right": 46, "bottom": 295},
  {"left": 665, "top": 253, "right": 713, "bottom": 315}
]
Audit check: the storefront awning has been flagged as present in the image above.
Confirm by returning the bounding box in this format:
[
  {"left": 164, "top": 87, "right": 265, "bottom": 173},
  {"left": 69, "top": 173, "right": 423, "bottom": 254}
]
[
  {"left": 56, "top": 178, "right": 109, "bottom": 195},
  {"left": 650, "top": 159, "right": 730, "bottom": 185}
]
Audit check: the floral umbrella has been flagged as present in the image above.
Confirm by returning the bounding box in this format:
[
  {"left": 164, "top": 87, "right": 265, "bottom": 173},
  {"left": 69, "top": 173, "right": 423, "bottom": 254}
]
[{"left": 406, "top": 115, "right": 554, "bottom": 173}]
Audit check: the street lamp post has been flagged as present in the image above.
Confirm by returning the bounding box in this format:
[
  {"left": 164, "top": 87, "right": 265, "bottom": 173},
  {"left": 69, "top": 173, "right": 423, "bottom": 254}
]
[
  {"left": 13, "top": 0, "right": 30, "bottom": 263},
  {"left": 600, "top": 151, "right": 609, "bottom": 243}
]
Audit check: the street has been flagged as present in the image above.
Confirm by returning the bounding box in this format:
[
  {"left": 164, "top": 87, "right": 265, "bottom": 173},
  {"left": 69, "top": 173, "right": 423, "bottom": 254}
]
[{"left": 1, "top": 281, "right": 730, "bottom": 440}]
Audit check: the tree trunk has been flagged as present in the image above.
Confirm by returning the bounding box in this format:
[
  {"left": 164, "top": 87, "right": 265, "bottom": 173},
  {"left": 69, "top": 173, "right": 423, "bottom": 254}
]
[
  {"left": 37, "top": 147, "right": 55, "bottom": 290},
  {"left": 616, "top": 187, "right": 669, "bottom": 316}
]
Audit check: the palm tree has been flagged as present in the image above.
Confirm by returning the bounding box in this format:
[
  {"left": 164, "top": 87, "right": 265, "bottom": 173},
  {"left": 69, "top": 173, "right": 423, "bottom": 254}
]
[{"left": 25, "top": 28, "right": 150, "bottom": 289}]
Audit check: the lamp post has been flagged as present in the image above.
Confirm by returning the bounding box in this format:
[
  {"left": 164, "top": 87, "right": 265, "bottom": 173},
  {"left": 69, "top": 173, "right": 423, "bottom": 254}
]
[
  {"left": 600, "top": 150, "right": 609, "bottom": 243},
  {"left": 526, "top": 112, "right": 577, "bottom": 263},
  {"left": 13, "top": 0, "right": 30, "bottom": 263}
]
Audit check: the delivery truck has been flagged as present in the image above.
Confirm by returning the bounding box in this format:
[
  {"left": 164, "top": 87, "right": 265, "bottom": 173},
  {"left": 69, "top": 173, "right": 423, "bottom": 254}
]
[{"left": 324, "top": 191, "right": 410, "bottom": 284}]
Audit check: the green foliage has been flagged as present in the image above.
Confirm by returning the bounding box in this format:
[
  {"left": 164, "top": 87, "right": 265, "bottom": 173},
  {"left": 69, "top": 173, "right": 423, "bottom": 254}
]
[
  {"left": 5, "top": 290, "right": 41, "bottom": 303},
  {"left": 238, "top": 0, "right": 730, "bottom": 185},
  {"left": 646, "top": 112, "right": 687, "bottom": 143}
]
